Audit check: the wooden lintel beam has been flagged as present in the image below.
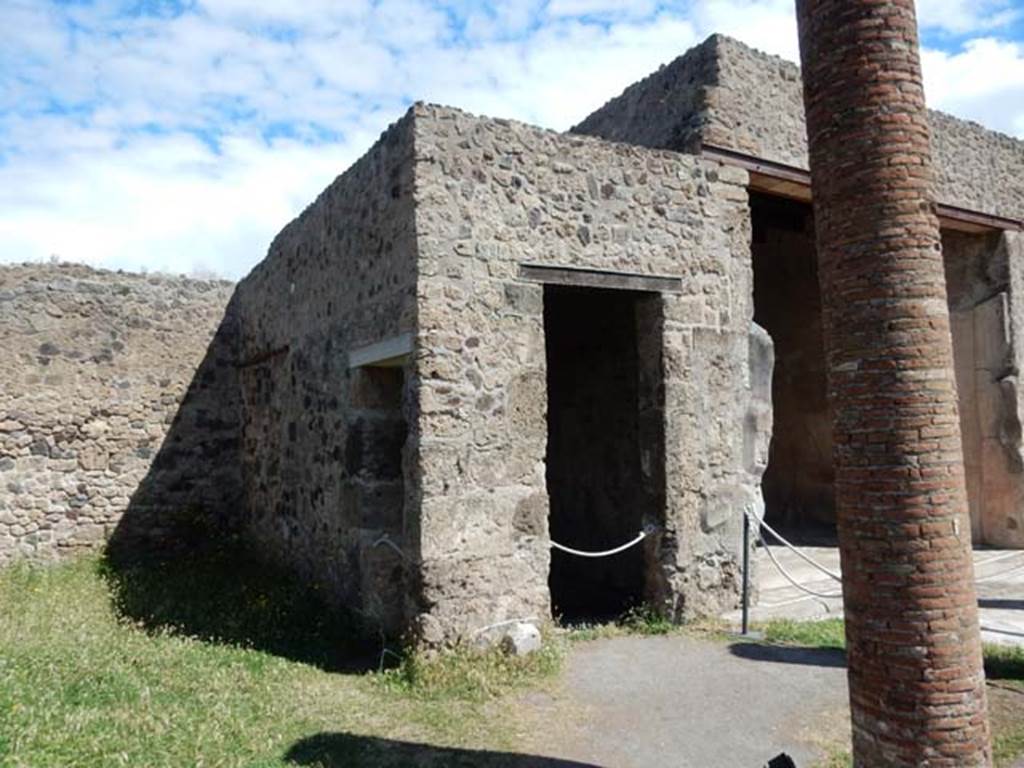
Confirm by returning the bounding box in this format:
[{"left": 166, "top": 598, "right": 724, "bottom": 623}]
[
  {"left": 702, "top": 144, "right": 1022, "bottom": 234},
  {"left": 518, "top": 264, "right": 684, "bottom": 293},
  {"left": 236, "top": 345, "right": 290, "bottom": 369},
  {"left": 349, "top": 332, "right": 414, "bottom": 369}
]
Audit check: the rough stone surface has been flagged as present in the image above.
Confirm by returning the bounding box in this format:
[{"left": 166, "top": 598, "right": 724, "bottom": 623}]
[
  {"left": 231, "top": 112, "right": 419, "bottom": 634},
  {"left": 0, "top": 263, "right": 241, "bottom": 563},
  {"left": 412, "top": 103, "right": 769, "bottom": 639},
  {"left": 574, "top": 34, "right": 1024, "bottom": 221},
  {"left": 1, "top": 32, "right": 1021, "bottom": 654},
  {"left": 499, "top": 622, "right": 542, "bottom": 656},
  {"left": 577, "top": 34, "right": 1024, "bottom": 547}
]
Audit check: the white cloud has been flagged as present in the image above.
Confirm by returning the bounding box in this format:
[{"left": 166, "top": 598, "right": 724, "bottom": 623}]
[
  {"left": 691, "top": 0, "right": 799, "bottom": 61},
  {"left": 1, "top": 0, "right": 1022, "bottom": 279},
  {"left": 546, "top": 0, "right": 658, "bottom": 18},
  {"left": 921, "top": 37, "right": 1024, "bottom": 135},
  {"left": 916, "top": 0, "right": 1020, "bottom": 35},
  {"left": 0, "top": 129, "right": 369, "bottom": 279}
]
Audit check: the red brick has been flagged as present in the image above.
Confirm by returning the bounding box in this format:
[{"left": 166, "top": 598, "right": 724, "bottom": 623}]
[{"left": 795, "top": 0, "right": 991, "bottom": 764}]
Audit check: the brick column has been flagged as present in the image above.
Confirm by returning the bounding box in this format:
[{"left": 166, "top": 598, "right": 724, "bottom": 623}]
[{"left": 794, "top": 0, "right": 991, "bottom": 764}]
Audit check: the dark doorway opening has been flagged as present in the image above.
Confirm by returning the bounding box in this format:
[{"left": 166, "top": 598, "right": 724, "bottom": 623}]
[
  {"left": 751, "top": 193, "right": 993, "bottom": 546},
  {"left": 544, "top": 285, "right": 662, "bottom": 622},
  {"left": 750, "top": 193, "right": 836, "bottom": 542}
]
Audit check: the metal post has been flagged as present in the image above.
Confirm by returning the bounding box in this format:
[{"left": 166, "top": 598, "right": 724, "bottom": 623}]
[{"left": 741, "top": 508, "right": 750, "bottom": 636}]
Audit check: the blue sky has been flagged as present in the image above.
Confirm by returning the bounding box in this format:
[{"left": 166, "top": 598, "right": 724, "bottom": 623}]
[{"left": 1, "top": 0, "right": 1022, "bottom": 279}]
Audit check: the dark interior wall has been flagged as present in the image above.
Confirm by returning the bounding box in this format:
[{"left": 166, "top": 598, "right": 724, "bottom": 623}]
[
  {"left": 345, "top": 366, "right": 408, "bottom": 629},
  {"left": 750, "top": 194, "right": 835, "bottom": 530},
  {"left": 544, "top": 286, "right": 653, "bottom": 620},
  {"left": 751, "top": 196, "right": 1009, "bottom": 539},
  {"left": 943, "top": 229, "right": 1017, "bottom": 546}
]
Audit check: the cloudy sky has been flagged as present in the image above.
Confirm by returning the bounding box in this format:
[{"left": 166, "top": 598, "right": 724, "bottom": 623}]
[{"left": 2, "top": 0, "right": 1023, "bottom": 279}]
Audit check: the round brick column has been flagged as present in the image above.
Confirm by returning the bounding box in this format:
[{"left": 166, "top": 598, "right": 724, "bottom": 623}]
[{"left": 794, "top": 0, "right": 991, "bottom": 764}]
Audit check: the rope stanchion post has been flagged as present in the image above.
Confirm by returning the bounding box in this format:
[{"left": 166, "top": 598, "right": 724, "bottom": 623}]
[{"left": 741, "top": 507, "right": 751, "bottom": 636}]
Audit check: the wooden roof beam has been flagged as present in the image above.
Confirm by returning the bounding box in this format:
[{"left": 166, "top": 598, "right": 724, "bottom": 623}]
[{"left": 701, "top": 144, "right": 1023, "bottom": 234}]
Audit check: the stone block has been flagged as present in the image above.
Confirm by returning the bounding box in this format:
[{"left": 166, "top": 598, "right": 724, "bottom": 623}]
[{"left": 499, "top": 622, "right": 542, "bottom": 656}]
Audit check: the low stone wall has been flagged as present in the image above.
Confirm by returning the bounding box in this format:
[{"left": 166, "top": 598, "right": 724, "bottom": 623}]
[{"left": 0, "top": 263, "right": 241, "bottom": 563}]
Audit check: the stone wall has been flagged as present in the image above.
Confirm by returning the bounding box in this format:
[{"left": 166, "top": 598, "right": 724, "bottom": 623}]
[
  {"left": 578, "top": 34, "right": 1024, "bottom": 549},
  {"left": 570, "top": 39, "right": 715, "bottom": 154},
  {"left": 930, "top": 111, "right": 1024, "bottom": 221},
  {"left": 575, "top": 34, "right": 1024, "bottom": 221},
  {"left": 231, "top": 112, "right": 419, "bottom": 633},
  {"left": 411, "top": 104, "right": 770, "bottom": 640},
  {"left": 0, "top": 263, "right": 240, "bottom": 563}
]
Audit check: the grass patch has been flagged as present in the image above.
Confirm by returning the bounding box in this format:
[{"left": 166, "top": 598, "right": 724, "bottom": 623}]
[
  {"left": 812, "top": 745, "right": 852, "bottom": 768},
  {"left": 756, "top": 617, "right": 1024, "bottom": 682},
  {"left": 982, "top": 643, "right": 1024, "bottom": 683},
  {"left": 760, "top": 618, "right": 846, "bottom": 651},
  {"left": 101, "top": 548, "right": 377, "bottom": 671},
  {"left": 756, "top": 618, "right": 1024, "bottom": 768},
  {"left": 620, "top": 605, "right": 677, "bottom": 636},
  {"left": 0, "top": 551, "right": 564, "bottom": 767},
  {"left": 995, "top": 725, "right": 1024, "bottom": 768},
  {"left": 561, "top": 607, "right": 728, "bottom": 644},
  {"left": 377, "top": 640, "right": 564, "bottom": 702}
]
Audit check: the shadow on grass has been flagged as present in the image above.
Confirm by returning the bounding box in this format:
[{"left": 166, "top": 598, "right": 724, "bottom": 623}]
[
  {"left": 284, "top": 733, "right": 599, "bottom": 767},
  {"left": 101, "top": 543, "right": 381, "bottom": 673},
  {"left": 728, "top": 641, "right": 847, "bottom": 669}
]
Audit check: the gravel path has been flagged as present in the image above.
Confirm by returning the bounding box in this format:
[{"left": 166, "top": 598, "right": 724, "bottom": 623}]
[{"left": 524, "top": 634, "right": 850, "bottom": 768}]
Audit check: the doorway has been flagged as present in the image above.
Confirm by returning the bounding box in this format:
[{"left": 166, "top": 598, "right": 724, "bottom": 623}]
[
  {"left": 543, "top": 284, "right": 663, "bottom": 622},
  {"left": 751, "top": 193, "right": 836, "bottom": 540}
]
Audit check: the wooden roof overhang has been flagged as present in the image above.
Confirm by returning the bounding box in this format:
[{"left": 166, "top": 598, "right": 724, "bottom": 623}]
[{"left": 701, "top": 144, "right": 1023, "bottom": 234}]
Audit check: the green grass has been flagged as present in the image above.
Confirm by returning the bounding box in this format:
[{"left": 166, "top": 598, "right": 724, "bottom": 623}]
[
  {"left": 760, "top": 618, "right": 846, "bottom": 651},
  {"left": 0, "top": 551, "right": 564, "bottom": 767},
  {"left": 619, "top": 605, "right": 677, "bottom": 636},
  {"left": 561, "top": 605, "right": 728, "bottom": 644},
  {"left": 377, "top": 640, "right": 564, "bottom": 702},
  {"left": 756, "top": 617, "right": 1024, "bottom": 679},
  {"left": 813, "top": 745, "right": 852, "bottom": 768},
  {"left": 758, "top": 618, "right": 1024, "bottom": 768}
]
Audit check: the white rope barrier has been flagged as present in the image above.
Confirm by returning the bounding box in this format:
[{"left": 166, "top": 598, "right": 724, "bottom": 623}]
[
  {"left": 372, "top": 535, "right": 407, "bottom": 560},
  {"left": 743, "top": 505, "right": 843, "bottom": 600},
  {"left": 742, "top": 506, "right": 1024, "bottom": 613},
  {"left": 758, "top": 532, "right": 844, "bottom": 599},
  {"left": 744, "top": 506, "right": 842, "bottom": 582},
  {"left": 550, "top": 531, "right": 647, "bottom": 558}
]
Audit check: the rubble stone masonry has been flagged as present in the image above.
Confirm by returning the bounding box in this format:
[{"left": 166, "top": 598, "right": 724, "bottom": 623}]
[
  {"left": 577, "top": 34, "right": 1024, "bottom": 221},
  {"left": 0, "top": 264, "right": 240, "bottom": 563},
  {"left": 411, "top": 104, "right": 771, "bottom": 640}
]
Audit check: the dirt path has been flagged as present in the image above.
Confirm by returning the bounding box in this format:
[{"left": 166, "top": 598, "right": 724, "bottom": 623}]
[{"left": 520, "top": 634, "right": 850, "bottom": 768}]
